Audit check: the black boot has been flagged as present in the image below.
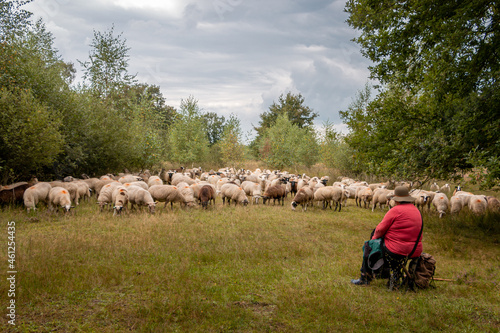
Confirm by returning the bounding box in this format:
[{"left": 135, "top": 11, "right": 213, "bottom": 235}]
[{"left": 351, "top": 274, "right": 370, "bottom": 285}]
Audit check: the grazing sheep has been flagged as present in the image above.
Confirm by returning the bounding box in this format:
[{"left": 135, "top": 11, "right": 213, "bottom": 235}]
[
  {"left": 430, "top": 182, "right": 439, "bottom": 191},
  {"left": 468, "top": 195, "right": 488, "bottom": 215},
  {"left": 486, "top": 196, "right": 500, "bottom": 212},
  {"left": 147, "top": 176, "right": 163, "bottom": 188},
  {"left": 94, "top": 179, "right": 120, "bottom": 197},
  {"left": 82, "top": 178, "right": 99, "bottom": 196},
  {"left": 74, "top": 181, "right": 91, "bottom": 202},
  {"left": 455, "top": 191, "right": 475, "bottom": 206},
  {"left": 372, "top": 188, "right": 395, "bottom": 212},
  {"left": 127, "top": 186, "right": 155, "bottom": 213},
  {"left": 171, "top": 173, "right": 197, "bottom": 186},
  {"left": 23, "top": 182, "right": 52, "bottom": 212},
  {"left": 313, "top": 186, "right": 344, "bottom": 211},
  {"left": 0, "top": 182, "right": 33, "bottom": 206},
  {"left": 432, "top": 193, "right": 450, "bottom": 218},
  {"left": 220, "top": 183, "right": 249, "bottom": 206},
  {"left": 291, "top": 187, "right": 314, "bottom": 211},
  {"left": 241, "top": 181, "right": 262, "bottom": 204},
  {"left": 118, "top": 174, "right": 142, "bottom": 184},
  {"left": 111, "top": 186, "right": 128, "bottom": 216},
  {"left": 199, "top": 185, "right": 216, "bottom": 209},
  {"left": 48, "top": 187, "right": 73, "bottom": 213},
  {"left": 97, "top": 182, "right": 121, "bottom": 211},
  {"left": 190, "top": 182, "right": 216, "bottom": 203},
  {"left": 148, "top": 185, "right": 192, "bottom": 209},
  {"left": 356, "top": 187, "right": 373, "bottom": 209},
  {"left": 50, "top": 181, "right": 81, "bottom": 205},
  {"left": 123, "top": 181, "right": 149, "bottom": 190},
  {"left": 176, "top": 182, "right": 197, "bottom": 206},
  {"left": 450, "top": 196, "right": 463, "bottom": 214},
  {"left": 262, "top": 185, "right": 286, "bottom": 206}
]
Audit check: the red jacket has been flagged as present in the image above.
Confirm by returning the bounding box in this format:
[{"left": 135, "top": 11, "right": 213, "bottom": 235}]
[{"left": 372, "top": 203, "right": 423, "bottom": 258}]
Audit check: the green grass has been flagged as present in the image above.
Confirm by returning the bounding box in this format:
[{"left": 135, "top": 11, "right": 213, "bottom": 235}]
[{"left": 0, "top": 197, "right": 499, "bottom": 332}]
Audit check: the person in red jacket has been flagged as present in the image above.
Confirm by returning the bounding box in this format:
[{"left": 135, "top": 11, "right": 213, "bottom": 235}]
[{"left": 351, "top": 186, "right": 423, "bottom": 285}]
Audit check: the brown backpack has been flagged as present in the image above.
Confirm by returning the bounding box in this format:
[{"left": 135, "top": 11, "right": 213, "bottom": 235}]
[{"left": 409, "top": 253, "right": 436, "bottom": 289}]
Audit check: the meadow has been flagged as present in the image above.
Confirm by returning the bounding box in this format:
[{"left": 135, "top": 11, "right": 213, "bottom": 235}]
[{"left": 0, "top": 192, "right": 499, "bottom": 332}]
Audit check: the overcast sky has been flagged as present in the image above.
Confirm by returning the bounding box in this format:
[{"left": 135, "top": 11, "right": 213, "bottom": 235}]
[{"left": 25, "top": 0, "right": 373, "bottom": 139}]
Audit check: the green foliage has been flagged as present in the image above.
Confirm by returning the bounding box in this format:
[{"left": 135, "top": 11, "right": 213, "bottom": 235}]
[
  {"left": 168, "top": 96, "right": 210, "bottom": 165},
  {"left": 344, "top": 1, "right": 500, "bottom": 187},
  {"left": 0, "top": 89, "right": 63, "bottom": 181},
  {"left": 252, "top": 91, "right": 318, "bottom": 158},
  {"left": 217, "top": 114, "right": 245, "bottom": 168},
  {"left": 202, "top": 112, "right": 226, "bottom": 147},
  {"left": 0, "top": 0, "right": 33, "bottom": 42},
  {"left": 318, "top": 120, "right": 357, "bottom": 175},
  {"left": 79, "top": 24, "right": 137, "bottom": 98},
  {"left": 259, "top": 114, "right": 319, "bottom": 169}
]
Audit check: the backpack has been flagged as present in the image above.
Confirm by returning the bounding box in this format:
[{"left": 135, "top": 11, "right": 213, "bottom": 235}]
[{"left": 408, "top": 253, "right": 436, "bottom": 289}]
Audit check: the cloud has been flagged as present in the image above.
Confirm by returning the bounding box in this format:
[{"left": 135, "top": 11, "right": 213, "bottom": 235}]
[{"left": 25, "top": 0, "right": 373, "bottom": 136}]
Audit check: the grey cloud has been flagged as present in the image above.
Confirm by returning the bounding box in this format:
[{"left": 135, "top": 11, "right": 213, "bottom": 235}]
[{"left": 25, "top": 0, "right": 373, "bottom": 136}]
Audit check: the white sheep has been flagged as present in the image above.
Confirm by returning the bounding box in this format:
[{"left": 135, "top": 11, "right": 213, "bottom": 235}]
[
  {"left": 123, "top": 181, "right": 149, "bottom": 190},
  {"left": 118, "top": 174, "right": 142, "bottom": 184},
  {"left": 97, "top": 182, "right": 121, "bottom": 211},
  {"left": 356, "top": 187, "right": 373, "bottom": 209},
  {"left": 440, "top": 183, "right": 451, "bottom": 193},
  {"left": 23, "top": 182, "right": 52, "bottom": 212},
  {"left": 48, "top": 187, "right": 73, "bottom": 213},
  {"left": 127, "top": 186, "right": 155, "bottom": 213},
  {"left": 74, "top": 181, "right": 91, "bottom": 202},
  {"left": 410, "top": 189, "right": 432, "bottom": 211},
  {"left": 468, "top": 195, "right": 488, "bottom": 215},
  {"left": 147, "top": 176, "right": 163, "bottom": 188},
  {"left": 111, "top": 186, "right": 128, "bottom": 216},
  {"left": 171, "top": 173, "right": 197, "bottom": 186},
  {"left": 432, "top": 193, "right": 450, "bottom": 218},
  {"left": 486, "top": 196, "right": 500, "bottom": 212},
  {"left": 148, "top": 185, "right": 192, "bottom": 209},
  {"left": 220, "top": 183, "right": 249, "bottom": 206},
  {"left": 430, "top": 182, "right": 439, "bottom": 191},
  {"left": 372, "top": 188, "right": 394, "bottom": 212},
  {"left": 176, "top": 182, "right": 197, "bottom": 206},
  {"left": 241, "top": 181, "right": 262, "bottom": 204},
  {"left": 313, "top": 186, "right": 344, "bottom": 211},
  {"left": 450, "top": 195, "right": 463, "bottom": 214}
]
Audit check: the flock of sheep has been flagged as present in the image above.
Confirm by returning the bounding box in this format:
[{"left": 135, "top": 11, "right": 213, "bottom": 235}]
[{"left": 11, "top": 167, "right": 500, "bottom": 217}]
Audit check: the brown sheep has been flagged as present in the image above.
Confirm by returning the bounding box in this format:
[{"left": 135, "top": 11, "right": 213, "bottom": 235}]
[
  {"left": 291, "top": 187, "right": 314, "bottom": 211},
  {"left": 262, "top": 185, "right": 286, "bottom": 206},
  {"left": 199, "top": 185, "right": 216, "bottom": 209}
]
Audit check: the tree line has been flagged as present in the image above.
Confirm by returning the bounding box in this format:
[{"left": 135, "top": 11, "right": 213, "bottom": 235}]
[
  {"left": 0, "top": 1, "right": 351, "bottom": 182},
  {"left": 1, "top": 0, "right": 498, "bottom": 189}
]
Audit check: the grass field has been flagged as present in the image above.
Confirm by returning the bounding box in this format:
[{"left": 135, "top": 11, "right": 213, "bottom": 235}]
[{"left": 1, "top": 194, "right": 499, "bottom": 332}]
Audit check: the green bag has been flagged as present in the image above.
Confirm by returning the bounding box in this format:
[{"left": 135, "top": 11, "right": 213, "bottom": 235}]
[{"left": 363, "top": 238, "right": 384, "bottom": 271}]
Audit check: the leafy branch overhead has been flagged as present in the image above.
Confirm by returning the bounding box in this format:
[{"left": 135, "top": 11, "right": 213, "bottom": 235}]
[{"left": 343, "top": 0, "right": 500, "bottom": 188}]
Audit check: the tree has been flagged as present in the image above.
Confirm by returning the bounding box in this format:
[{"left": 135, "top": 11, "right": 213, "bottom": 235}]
[
  {"left": 254, "top": 92, "right": 318, "bottom": 138},
  {"left": 0, "top": 0, "right": 33, "bottom": 43},
  {"left": 259, "top": 114, "right": 318, "bottom": 169},
  {"left": 202, "top": 112, "right": 226, "bottom": 146},
  {"left": 318, "top": 120, "right": 357, "bottom": 175},
  {"left": 344, "top": 0, "right": 500, "bottom": 187},
  {"left": 167, "top": 96, "right": 209, "bottom": 165},
  {"left": 79, "top": 25, "right": 136, "bottom": 98},
  {"left": 217, "top": 114, "right": 245, "bottom": 167}
]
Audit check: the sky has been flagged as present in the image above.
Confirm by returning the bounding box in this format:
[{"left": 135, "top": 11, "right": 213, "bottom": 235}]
[{"left": 25, "top": 0, "right": 373, "bottom": 139}]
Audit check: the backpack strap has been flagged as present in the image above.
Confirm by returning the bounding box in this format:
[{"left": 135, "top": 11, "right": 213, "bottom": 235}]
[{"left": 408, "top": 213, "right": 423, "bottom": 258}]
